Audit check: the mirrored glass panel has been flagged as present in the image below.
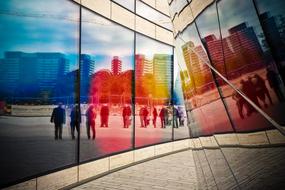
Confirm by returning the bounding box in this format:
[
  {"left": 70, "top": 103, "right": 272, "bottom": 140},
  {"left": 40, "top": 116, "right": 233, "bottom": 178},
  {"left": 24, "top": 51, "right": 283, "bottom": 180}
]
[
  {"left": 136, "top": 0, "right": 173, "bottom": 30},
  {"left": 217, "top": 0, "right": 285, "bottom": 132},
  {"left": 80, "top": 8, "right": 134, "bottom": 161},
  {"left": 135, "top": 34, "right": 173, "bottom": 147},
  {"left": 176, "top": 23, "right": 234, "bottom": 137},
  {"left": 0, "top": 0, "right": 79, "bottom": 186}
]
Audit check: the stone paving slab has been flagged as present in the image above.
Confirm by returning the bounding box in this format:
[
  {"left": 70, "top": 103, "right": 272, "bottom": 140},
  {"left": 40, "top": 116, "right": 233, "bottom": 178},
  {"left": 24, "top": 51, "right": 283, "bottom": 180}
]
[{"left": 73, "top": 150, "right": 198, "bottom": 190}]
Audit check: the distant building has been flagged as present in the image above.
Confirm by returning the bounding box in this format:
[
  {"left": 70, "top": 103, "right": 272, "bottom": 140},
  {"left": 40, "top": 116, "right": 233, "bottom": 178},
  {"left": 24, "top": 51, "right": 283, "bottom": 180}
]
[
  {"left": 111, "top": 56, "right": 122, "bottom": 75},
  {"left": 182, "top": 41, "right": 211, "bottom": 94},
  {"left": 0, "top": 51, "right": 68, "bottom": 98},
  {"left": 227, "top": 22, "right": 263, "bottom": 71},
  {"left": 260, "top": 12, "right": 285, "bottom": 62},
  {"left": 80, "top": 54, "right": 95, "bottom": 97},
  {"left": 153, "top": 54, "right": 172, "bottom": 97}
]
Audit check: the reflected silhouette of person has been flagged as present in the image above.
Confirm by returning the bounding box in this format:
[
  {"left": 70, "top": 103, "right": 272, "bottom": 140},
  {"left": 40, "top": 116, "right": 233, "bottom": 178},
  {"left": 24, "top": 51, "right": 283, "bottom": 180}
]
[
  {"left": 252, "top": 74, "right": 273, "bottom": 108},
  {"left": 153, "top": 107, "right": 158, "bottom": 128},
  {"left": 142, "top": 106, "right": 149, "bottom": 127},
  {"left": 86, "top": 104, "right": 96, "bottom": 139},
  {"left": 266, "top": 67, "right": 284, "bottom": 102},
  {"left": 178, "top": 106, "right": 184, "bottom": 126},
  {"left": 100, "top": 104, "right": 109, "bottom": 128},
  {"left": 139, "top": 106, "right": 144, "bottom": 128},
  {"left": 122, "top": 104, "right": 131, "bottom": 128},
  {"left": 173, "top": 107, "right": 179, "bottom": 128},
  {"left": 159, "top": 107, "right": 165, "bottom": 128},
  {"left": 241, "top": 77, "right": 260, "bottom": 116},
  {"left": 232, "top": 90, "right": 246, "bottom": 119},
  {"left": 70, "top": 105, "right": 81, "bottom": 139},
  {"left": 50, "top": 103, "right": 66, "bottom": 140}
]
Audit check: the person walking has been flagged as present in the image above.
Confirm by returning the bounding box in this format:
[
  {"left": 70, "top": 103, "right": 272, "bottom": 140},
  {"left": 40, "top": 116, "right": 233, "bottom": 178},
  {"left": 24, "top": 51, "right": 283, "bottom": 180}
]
[
  {"left": 100, "top": 104, "right": 109, "bottom": 128},
  {"left": 86, "top": 104, "right": 96, "bottom": 140},
  {"left": 252, "top": 74, "right": 273, "bottom": 108},
  {"left": 142, "top": 106, "right": 149, "bottom": 128},
  {"left": 70, "top": 105, "right": 81, "bottom": 140},
  {"left": 152, "top": 107, "right": 158, "bottom": 128},
  {"left": 266, "top": 67, "right": 284, "bottom": 102},
  {"left": 159, "top": 107, "right": 165, "bottom": 128},
  {"left": 50, "top": 103, "right": 66, "bottom": 140},
  {"left": 122, "top": 104, "right": 132, "bottom": 128},
  {"left": 173, "top": 107, "right": 179, "bottom": 128},
  {"left": 139, "top": 106, "right": 144, "bottom": 128}
]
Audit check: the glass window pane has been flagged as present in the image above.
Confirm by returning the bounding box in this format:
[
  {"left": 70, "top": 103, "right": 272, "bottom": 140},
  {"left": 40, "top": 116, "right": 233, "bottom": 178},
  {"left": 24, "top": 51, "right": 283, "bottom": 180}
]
[
  {"left": 217, "top": 0, "right": 285, "bottom": 132},
  {"left": 112, "top": 0, "right": 135, "bottom": 11},
  {"left": 176, "top": 23, "right": 234, "bottom": 137},
  {"left": 0, "top": 0, "right": 79, "bottom": 186},
  {"left": 136, "top": 0, "right": 173, "bottom": 30},
  {"left": 80, "top": 8, "right": 134, "bottom": 161},
  {"left": 135, "top": 34, "right": 173, "bottom": 147}
]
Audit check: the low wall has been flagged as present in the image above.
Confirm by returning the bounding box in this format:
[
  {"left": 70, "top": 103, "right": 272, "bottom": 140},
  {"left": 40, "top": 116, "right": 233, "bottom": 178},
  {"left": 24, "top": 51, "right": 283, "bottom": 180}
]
[
  {"left": 4, "top": 129, "right": 285, "bottom": 190},
  {"left": 11, "top": 105, "right": 57, "bottom": 117}
]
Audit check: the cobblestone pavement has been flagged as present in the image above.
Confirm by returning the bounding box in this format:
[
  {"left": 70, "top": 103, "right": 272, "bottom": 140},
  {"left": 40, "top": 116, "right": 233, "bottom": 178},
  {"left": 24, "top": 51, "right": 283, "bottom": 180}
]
[{"left": 72, "top": 150, "right": 198, "bottom": 190}]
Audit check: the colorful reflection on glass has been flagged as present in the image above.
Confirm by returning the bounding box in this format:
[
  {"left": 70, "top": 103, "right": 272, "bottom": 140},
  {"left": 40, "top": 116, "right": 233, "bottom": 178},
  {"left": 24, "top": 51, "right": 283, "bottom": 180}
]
[
  {"left": 80, "top": 8, "right": 134, "bottom": 161},
  {"left": 135, "top": 34, "right": 173, "bottom": 147},
  {"left": 176, "top": 23, "right": 234, "bottom": 137},
  {"left": 216, "top": 0, "right": 285, "bottom": 132},
  {"left": 0, "top": 0, "right": 79, "bottom": 187}
]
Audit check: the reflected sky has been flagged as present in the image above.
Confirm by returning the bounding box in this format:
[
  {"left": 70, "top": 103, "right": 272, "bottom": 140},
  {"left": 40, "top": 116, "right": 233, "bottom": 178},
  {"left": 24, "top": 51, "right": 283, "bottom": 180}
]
[
  {"left": 81, "top": 8, "right": 134, "bottom": 73},
  {"left": 217, "top": 0, "right": 263, "bottom": 37},
  {"left": 112, "top": 0, "right": 134, "bottom": 11},
  {"left": 256, "top": 0, "right": 285, "bottom": 16},
  {"left": 136, "top": 34, "right": 172, "bottom": 59},
  {"left": 0, "top": 0, "right": 79, "bottom": 70}
]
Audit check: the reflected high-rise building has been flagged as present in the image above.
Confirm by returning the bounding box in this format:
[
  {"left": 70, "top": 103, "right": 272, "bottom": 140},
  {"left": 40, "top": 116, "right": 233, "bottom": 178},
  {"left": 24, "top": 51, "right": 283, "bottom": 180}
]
[
  {"left": 203, "top": 34, "right": 226, "bottom": 76},
  {"left": 111, "top": 56, "right": 122, "bottom": 75},
  {"left": 80, "top": 54, "right": 95, "bottom": 97},
  {"left": 226, "top": 22, "right": 264, "bottom": 73},
  {"left": 260, "top": 12, "right": 285, "bottom": 62},
  {"left": 153, "top": 54, "right": 172, "bottom": 97},
  {"left": 182, "top": 41, "right": 210, "bottom": 94},
  {"left": 0, "top": 51, "right": 68, "bottom": 98}
]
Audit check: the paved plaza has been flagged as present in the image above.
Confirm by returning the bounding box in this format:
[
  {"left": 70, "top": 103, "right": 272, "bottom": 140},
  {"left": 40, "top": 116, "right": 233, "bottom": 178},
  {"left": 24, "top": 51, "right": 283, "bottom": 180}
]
[{"left": 73, "top": 147, "right": 285, "bottom": 190}]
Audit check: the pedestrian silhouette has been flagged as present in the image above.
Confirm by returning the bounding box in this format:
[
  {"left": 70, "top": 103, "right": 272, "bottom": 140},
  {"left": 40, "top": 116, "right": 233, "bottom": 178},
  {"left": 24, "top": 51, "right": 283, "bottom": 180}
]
[
  {"left": 266, "top": 67, "right": 284, "bottom": 102},
  {"left": 70, "top": 105, "right": 81, "bottom": 139},
  {"left": 122, "top": 104, "right": 131, "bottom": 128},
  {"left": 153, "top": 107, "right": 158, "bottom": 128},
  {"left": 86, "top": 104, "right": 96, "bottom": 140},
  {"left": 50, "top": 103, "right": 66, "bottom": 140},
  {"left": 100, "top": 104, "right": 109, "bottom": 128},
  {"left": 252, "top": 74, "right": 273, "bottom": 108}
]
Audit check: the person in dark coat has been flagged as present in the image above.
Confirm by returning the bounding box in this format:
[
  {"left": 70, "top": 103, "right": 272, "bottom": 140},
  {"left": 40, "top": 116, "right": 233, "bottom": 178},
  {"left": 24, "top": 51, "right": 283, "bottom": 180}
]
[
  {"left": 159, "top": 107, "right": 165, "bottom": 128},
  {"left": 252, "top": 74, "right": 273, "bottom": 108},
  {"left": 70, "top": 105, "right": 81, "bottom": 139},
  {"left": 232, "top": 90, "right": 246, "bottom": 119},
  {"left": 122, "top": 104, "right": 132, "bottom": 128},
  {"left": 266, "top": 67, "right": 284, "bottom": 102},
  {"left": 173, "top": 107, "right": 179, "bottom": 128},
  {"left": 241, "top": 77, "right": 260, "bottom": 116},
  {"left": 152, "top": 107, "right": 158, "bottom": 128},
  {"left": 100, "top": 104, "right": 109, "bottom": 128},
  {"left": 50, "top": 103, "right": 66, "bottom": 140},
  {"left": 139, "top": 106, "right": 144, "bottom": 128},
  {"left": 86, "top": 104, "right": 96, "bottom": 140}
]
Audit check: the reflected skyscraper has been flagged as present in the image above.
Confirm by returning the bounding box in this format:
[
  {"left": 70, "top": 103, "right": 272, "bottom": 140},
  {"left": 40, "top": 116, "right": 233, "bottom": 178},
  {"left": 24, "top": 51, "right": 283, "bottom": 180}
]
[{"left": 111, "top": 56, "right": 122, "bottom": 75}]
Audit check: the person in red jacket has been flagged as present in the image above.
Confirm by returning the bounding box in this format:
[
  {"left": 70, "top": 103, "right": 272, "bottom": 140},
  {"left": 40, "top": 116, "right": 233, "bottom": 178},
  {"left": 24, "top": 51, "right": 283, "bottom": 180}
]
[
  {"left": 152, "top": 107, "right": 158, "bottom": 128},
  {"left": 122, "top": 104, "right": 132, "bottom": 128},
  {"left": 100, "top": 104, "right": 109, "bottom": 128}
]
